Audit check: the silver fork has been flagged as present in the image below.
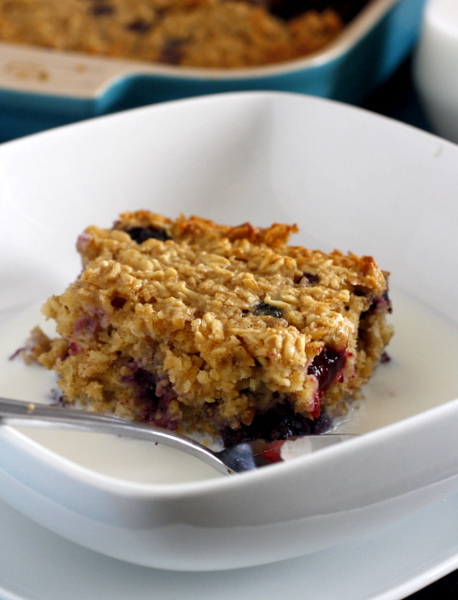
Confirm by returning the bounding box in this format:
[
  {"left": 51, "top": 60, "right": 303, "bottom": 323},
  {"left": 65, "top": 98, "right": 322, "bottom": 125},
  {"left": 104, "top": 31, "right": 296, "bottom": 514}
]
[{"left": 0, "top": 396, "right": 354, "bottom": 475}]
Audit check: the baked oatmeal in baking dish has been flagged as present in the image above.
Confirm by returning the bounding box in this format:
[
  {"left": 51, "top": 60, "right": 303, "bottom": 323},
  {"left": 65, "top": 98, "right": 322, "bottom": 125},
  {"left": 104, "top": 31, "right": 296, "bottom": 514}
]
[
  {"left": 0, "top": 0, "right": 368, "bottom": 69},
  {"left": 26, "top": 211, "right": 393, "bottom": 444}
]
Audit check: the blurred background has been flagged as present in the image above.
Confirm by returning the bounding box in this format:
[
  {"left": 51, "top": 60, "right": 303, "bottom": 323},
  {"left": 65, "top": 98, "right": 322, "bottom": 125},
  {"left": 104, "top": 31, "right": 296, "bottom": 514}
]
[{"left": 0, "top": 0, "right": 438, "bottom": 142}]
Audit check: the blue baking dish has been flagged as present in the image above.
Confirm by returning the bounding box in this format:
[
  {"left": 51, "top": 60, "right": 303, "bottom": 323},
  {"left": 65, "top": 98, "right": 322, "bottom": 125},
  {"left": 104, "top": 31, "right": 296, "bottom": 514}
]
[{"left": 0, "top": 0, "right": 426, "bottom": 141}]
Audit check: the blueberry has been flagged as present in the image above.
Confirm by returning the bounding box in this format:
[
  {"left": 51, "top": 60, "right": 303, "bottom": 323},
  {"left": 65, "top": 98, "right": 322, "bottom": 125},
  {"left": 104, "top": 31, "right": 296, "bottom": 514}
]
[
  {"left": 91, "top": 4, "right": 115, "bottom": 16},
  {"left": 126, "top": 19, "right": 152, "bottom": 33},
  {"left": 302, "top": 272, "right": 320, "bottom": 284},
  {"left": 253, "top": 301, "right": 283, "bottom": 318},
  {"left": 362, "top": 290, "right": 392, "bottom": 316},
  {"left": 307, "top": 346, "right": 346, "bottom": 394},
  {"left": 110, "top": 296, "right": 126, "bottom": 309},
  {"left": 121, "top": 365, "right": 178, "bottom": 429},
  {"left": 126, "top": 226, "right": 171, "bottom": 244},
  {"left": 380, "top": 351, "right": 391, "bottom": 364},
  {"left": 353, "top": 286, "right": 369, "bottom": 297},
  {"left": 221, "top": 401, "right": 332, "bottom": 446},
  {"left": 159, "top": 39, "right": 185, "bottom": 65}
]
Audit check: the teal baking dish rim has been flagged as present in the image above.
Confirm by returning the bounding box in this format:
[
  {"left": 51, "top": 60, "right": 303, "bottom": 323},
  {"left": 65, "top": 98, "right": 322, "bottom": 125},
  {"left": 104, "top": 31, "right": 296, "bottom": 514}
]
[{"left": 0, "top": 0, "right": 426, "bottom": 142}]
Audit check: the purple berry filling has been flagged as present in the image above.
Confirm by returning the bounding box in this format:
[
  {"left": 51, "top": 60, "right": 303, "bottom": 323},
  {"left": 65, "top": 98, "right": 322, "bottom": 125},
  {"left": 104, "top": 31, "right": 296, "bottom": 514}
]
[
  {"left": 110, "top": 295, "right": 127, "bottom": 309},
  {"left": 302, "top": 272, "right": 320, "bottom": 284},
  {"left": 380, "top": 351, "right": 391, "bottom": 364},
  {"left": 74, "top": 315, "right": 100, "bottom": 334},
  {"left": 122, "top": 365, "right": 179, "bottom": 430},
  {"left": 221, "top": 345, "right": 346, "bottom": 445},
  {"left": 221, "top": 401, "right": 332, "bottom": 446},
  {"left": 90, "top": 4, "right": 115, "bottom": 17},
  {"left": 307, "top": 346, "right": 346, "bottom": 397},
  {"left": 126, "top": 19, "right": 153, "bottom": 33},
  {"left": 159, "top": 39, "right": 185, "bottom": 64},
  {"left": 368, "top": 290, "right": 392, "bottom": 314},
  {"left": 68, "top": 342, "right": 80, "bottom": 356}
]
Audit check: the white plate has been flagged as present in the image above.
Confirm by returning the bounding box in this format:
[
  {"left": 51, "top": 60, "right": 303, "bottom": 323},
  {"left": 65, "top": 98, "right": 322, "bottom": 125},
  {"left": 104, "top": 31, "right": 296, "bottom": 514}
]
[
  {"left": 1, "top": 91, "right": 458, "bottom": 571},
  {"left": 1, "top": 488, "right": 458, "bottom": 600}
]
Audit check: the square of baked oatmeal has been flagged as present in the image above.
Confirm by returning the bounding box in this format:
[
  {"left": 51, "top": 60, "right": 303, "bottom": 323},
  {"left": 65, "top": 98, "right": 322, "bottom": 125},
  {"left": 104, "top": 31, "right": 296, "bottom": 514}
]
[{"left": 28, "top": 211, "right": 393, "bottom": 444}]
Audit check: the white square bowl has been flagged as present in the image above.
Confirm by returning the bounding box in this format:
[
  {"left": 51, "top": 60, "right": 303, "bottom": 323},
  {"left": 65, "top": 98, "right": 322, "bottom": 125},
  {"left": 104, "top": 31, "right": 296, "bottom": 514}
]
[{"left": 1, "top": 91, "right": 458, "bottom": 571}]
